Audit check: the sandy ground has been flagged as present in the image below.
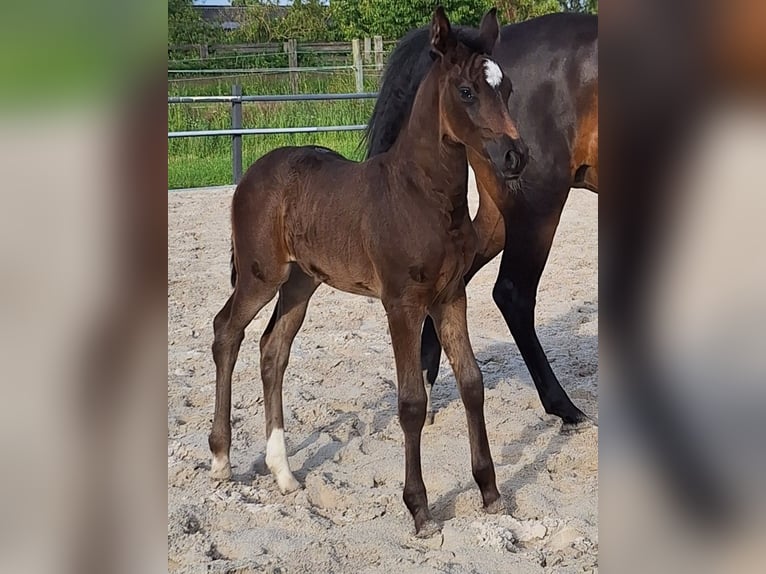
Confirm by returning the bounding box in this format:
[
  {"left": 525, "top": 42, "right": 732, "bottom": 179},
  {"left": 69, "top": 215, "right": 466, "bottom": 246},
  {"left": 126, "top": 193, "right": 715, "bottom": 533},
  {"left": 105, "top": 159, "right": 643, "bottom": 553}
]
[{"left": 168, "top": 182, "right": 598, "bottom": 573}]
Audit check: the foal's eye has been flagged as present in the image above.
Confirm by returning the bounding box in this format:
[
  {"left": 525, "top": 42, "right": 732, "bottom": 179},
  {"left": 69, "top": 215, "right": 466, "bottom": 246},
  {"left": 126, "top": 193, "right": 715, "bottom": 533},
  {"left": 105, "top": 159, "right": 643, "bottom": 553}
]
[{"left": 458, "top": 87, "right": 475, "bottom": 102}]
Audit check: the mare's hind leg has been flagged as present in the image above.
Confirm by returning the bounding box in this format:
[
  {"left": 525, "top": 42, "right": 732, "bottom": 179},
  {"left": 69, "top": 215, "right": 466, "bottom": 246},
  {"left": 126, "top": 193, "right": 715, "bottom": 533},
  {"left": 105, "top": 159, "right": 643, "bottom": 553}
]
[
  {"left": 209, "top": 267, "right": 288, "bottom": 480},
  {"left": 421, "top": 189, "right": 505, "bottom": 424},
  {"left": 430, "top": 289, "right": 502, "bottom": 512},
  {"left": 492, "top": 190, "right": 589, "bottom": 430},
  {"left": 259, "top": 266, "right": 319, "bottom": 494}
]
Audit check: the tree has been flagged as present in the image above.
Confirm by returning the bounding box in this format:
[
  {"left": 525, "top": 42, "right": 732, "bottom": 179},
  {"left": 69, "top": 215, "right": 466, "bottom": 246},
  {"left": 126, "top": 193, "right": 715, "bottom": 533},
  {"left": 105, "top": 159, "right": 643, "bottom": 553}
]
[
  {"left": 231, "top": 1, "right": 338, "bottom": 43},
  {"left": 495, "top": 0, "right": 563, "bottom": 23},
  {"left": 273, "top": 0, "right": 335, "bottom": 42},
  {"left": 168, "top": 0, "right": 213, "bottom": 45},
  {"left": 558, "top": 0, "right": 598, "bottom": 13},
  {"left": 173, "top": 0, "right": 598, "bottom": 47},
  {"left": 230, "top": 2, "right": 280, "bottom": 43},
  {"left": 329, "top": 0, "right": 592, "bottom": 41},
  {"left": 330, "top": 0, "right": 506, "bottom": 40}
]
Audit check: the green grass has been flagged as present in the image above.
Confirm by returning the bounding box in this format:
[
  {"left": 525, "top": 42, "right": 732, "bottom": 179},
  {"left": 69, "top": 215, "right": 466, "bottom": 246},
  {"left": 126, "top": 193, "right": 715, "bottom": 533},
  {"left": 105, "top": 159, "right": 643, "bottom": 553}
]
[{"left": 168, "top": 72, "right": 379, "bottom": 189}]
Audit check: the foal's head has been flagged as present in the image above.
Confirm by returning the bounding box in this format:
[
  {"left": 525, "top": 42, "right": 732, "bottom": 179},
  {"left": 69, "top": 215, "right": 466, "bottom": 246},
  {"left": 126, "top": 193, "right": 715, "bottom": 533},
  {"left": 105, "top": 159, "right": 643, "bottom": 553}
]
[{"left": 429, "top": 7, "right": 528, "bottom": 180}]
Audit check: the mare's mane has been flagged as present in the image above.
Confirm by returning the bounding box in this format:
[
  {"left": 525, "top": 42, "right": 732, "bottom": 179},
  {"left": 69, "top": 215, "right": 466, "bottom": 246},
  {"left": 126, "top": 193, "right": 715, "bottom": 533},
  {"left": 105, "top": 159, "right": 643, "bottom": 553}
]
[{"left": 363, "top": 26, "right": 486, "bottom": 158}]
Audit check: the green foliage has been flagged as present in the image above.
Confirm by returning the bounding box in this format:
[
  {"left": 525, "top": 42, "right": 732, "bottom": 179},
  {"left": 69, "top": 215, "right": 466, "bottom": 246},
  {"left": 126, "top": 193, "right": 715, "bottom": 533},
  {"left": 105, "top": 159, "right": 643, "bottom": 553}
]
[
  {"left": 231, "top": 1, "right": 339, "bottom": 43},
  {"left": 494, "top": 0, "right": 562, "bottom": 22},
  {"left": 273, "top": 0, "right": 335, "bottom": 41},
  {"left": 229, "top": 2, "right": 279, "bottom": 44},
  {"left": 327, "top": 0, "right": 596, "bottom": 40},
  {"left": 329, "top": 0, "right": 500, "bottom": 40},
  {"left": 170, "top": 0, "right": 596, "bottom": 48},
  {"left": 558, "top": 0, "right": 598, "bottom": 13},
  {"left": 168, "top": 0, "right": 219, "bottom": 45}
]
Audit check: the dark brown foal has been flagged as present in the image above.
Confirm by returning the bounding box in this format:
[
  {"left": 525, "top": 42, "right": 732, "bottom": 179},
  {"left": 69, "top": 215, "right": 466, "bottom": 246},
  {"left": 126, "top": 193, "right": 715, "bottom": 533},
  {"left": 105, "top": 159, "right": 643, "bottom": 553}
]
[{"left": 208, "top": 7, "right": 527, "bottom": 536}]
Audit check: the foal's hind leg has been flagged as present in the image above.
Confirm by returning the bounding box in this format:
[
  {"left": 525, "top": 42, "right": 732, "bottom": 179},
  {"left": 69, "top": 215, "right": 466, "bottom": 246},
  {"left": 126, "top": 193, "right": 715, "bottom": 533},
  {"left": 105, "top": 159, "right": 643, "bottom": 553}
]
[
  {"left": 259, "top": 267, "right": 319, "bottom": 494},
  {"left": 209, "top": 269, "right": 287, "bottom": 480},
  {"left": 430, "top": 290, "right": 502, "bottom": 512},
  {"left": 421, "top": 187, "right": 505, "bottom": 424}
]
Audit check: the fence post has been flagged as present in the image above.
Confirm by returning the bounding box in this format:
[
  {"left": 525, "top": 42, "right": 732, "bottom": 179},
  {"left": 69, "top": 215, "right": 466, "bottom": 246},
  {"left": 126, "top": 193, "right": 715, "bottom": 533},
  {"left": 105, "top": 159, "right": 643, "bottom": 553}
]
[
  {"left": 199, "top": 44, "right": 209, "bottom": 60},
  {"left": 284, "top": 39, "right": 298, "bottom": 93},
  {"left": 374, "top": 36, "right": 384, "bottom": 71},
  {"left": 363, "top": 37, "right": 371, "bottom": 64},
  {"left": 352, "top": 38, "right": 364, "bottom": 93},
  {"left": 231, "top": 83, "right": 242, "bottom": 185}
]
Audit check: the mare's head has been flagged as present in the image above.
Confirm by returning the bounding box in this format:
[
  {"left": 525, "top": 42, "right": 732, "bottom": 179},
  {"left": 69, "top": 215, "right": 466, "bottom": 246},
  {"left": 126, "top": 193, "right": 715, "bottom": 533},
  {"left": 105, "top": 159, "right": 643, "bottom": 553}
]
[{"left": 428, "top": 7, "right": 528, "bottom": 180}]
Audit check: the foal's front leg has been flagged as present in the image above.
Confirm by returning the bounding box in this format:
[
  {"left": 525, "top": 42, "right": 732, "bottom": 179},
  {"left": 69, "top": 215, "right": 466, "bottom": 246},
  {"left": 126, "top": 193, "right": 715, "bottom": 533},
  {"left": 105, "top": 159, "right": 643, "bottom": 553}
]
[
  {"left": 430, "top": 290, "right": 503, "bottom": 512},
  {"left": 420, "top": 162, "right": 506, "bottom": 425},
  {"left": 384, "top": 300, "right": 439, "bottom": 537}
]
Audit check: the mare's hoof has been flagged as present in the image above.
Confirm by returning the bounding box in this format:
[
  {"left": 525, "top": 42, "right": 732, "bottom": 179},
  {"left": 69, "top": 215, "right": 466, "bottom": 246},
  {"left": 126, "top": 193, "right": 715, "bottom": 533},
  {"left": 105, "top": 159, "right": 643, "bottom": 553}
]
[
  {"left": 561, "top": 416, "right": 597, "bottom": 434},
  {"left": 209, "top": 457, "right": 232, "bottom": 481},
  {"left": 484, "top": 497, "right": 507, "bottom": 515},
  {"left": 415, "top": 519, "right": 442, "bottom": 539},
  {"left": 425, "top": 411, "right": 435, "bottom": 426}
]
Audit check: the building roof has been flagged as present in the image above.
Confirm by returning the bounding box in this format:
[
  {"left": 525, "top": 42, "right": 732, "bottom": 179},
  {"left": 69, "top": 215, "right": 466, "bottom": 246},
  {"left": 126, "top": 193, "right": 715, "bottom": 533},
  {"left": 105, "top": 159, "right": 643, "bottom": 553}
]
[{"left": 192, "top": 1, "right": 232, "bottom": 6}]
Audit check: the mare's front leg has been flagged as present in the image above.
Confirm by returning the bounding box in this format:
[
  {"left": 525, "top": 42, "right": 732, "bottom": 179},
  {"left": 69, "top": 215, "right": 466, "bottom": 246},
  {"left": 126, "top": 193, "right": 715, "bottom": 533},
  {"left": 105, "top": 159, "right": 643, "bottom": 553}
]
[
  {"left": 492, "top": 194, "right": 589, "bottom": 430},
  {"left": 430, "top": 289, "right": 502, "bottom": 512},
  {"left": 384, "top": 298, "right": 439, "bottom": 537}
]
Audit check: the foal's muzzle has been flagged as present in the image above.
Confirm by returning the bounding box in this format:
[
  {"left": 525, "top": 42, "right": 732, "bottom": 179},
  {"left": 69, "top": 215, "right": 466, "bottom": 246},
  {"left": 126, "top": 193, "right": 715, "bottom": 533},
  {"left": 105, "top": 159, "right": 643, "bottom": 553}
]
[{"left": 486, "top": 137, "right": 529, "bottom": 180}]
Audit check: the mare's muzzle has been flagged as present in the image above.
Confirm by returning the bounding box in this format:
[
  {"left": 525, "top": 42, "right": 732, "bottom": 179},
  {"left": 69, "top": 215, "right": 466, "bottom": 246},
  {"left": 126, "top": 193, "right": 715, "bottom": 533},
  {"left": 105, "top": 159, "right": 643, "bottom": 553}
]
[{"left": 486, "top": 137, "right": 528, "bottom": 180}]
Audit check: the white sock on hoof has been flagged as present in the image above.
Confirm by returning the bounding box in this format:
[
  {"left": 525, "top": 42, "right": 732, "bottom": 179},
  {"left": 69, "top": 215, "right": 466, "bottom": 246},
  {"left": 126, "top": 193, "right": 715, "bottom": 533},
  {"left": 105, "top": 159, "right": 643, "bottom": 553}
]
[
  {"left": 423, "top": 370, "right": 433, "bottom": 418},
  {"left": 210, "top": 454, "right": 231, "bottom": 480},
  {"left": 266, "top": 428, "right": 300, "bottom": 493}
]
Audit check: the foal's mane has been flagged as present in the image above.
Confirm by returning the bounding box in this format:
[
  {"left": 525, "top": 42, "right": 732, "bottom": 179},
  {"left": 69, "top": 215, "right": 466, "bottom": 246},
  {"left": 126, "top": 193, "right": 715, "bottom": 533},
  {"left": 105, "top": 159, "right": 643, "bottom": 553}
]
[{"left": 363, "top": 25, "right": 486, "bottom": 158}]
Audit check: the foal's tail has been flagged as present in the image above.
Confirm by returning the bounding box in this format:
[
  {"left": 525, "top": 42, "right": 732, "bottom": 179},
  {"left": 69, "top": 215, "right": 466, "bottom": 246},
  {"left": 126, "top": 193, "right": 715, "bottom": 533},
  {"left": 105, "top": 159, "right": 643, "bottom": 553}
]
[{"left": 229, "top": 241, "right": 237, "bottom": 288}]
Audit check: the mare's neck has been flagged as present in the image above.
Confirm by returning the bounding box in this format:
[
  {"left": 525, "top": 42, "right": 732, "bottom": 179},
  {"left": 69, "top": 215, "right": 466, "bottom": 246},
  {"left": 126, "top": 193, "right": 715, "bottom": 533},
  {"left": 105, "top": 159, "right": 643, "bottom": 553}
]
[{"left": 388, "top": 67, "right": 468, "bottom": 209}]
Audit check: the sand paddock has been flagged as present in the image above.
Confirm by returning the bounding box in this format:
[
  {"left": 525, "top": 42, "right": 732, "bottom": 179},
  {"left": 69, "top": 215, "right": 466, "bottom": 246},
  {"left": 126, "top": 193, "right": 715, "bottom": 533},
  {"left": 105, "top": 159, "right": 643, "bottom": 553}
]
[{"left": 168, "top": 183, "right": 598, "bottom": 573}]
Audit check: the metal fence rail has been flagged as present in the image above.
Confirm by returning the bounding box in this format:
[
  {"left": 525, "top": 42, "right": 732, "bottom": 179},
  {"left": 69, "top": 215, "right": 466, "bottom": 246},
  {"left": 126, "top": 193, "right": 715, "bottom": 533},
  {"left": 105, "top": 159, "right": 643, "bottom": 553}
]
[
  {"left": 168, "top": 86, "right": 378, "bottom": 185},
  {"left": 168, "top": 92, "right": 378, "bottom": 104},
  {"left": 169, "top": 125, "right": 367, "bottom": 138},
  {"left": 168, "top": 66, "right": 358, "bottom": 75}
]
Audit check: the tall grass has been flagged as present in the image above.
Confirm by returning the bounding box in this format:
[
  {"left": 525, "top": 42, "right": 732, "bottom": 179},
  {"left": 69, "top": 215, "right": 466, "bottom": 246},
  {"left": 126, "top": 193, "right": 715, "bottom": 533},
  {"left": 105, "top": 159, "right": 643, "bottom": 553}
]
[{"left": 168, "top": 72, "right": 380, "bottom": 189}]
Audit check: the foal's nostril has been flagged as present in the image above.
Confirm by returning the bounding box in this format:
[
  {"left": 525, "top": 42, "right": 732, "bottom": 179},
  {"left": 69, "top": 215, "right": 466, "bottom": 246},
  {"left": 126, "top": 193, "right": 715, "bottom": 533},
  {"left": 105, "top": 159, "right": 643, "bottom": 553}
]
[{"left": 505, "top": 150, "right": 521, "bottom": 173}]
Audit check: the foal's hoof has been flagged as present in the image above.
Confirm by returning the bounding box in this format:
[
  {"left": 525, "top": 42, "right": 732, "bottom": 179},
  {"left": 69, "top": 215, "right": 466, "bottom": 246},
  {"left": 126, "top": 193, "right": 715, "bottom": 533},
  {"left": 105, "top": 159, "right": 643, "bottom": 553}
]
[
  {"left": 425, "top": 411, "right": 435, "bottom": 426},
  {"left": 276, "top": 473, "right": 301, "bottom": 495},
  {"left": 415, "top": 519, "right": 442, "bottom": 539},
  {"left": 209, "top": 456, "right": 232, "bottom": 481},
  {"left": 561, "top": 415, "right": 597, "bottom": 434},
  {"left": 484, "top": 497, "right": 507, "bottom": 515}
]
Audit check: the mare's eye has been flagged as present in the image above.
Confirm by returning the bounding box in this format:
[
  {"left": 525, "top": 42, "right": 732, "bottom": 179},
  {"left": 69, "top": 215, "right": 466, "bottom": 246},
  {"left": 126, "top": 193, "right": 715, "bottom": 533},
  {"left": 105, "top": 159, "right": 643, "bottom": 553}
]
[{"left": 459, "top": 87, "right": 474, "bottom": 102}]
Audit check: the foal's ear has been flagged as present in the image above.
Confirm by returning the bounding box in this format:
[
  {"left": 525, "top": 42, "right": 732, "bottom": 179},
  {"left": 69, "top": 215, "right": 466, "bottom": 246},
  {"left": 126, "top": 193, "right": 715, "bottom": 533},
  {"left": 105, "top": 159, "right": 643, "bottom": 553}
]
[
  {"left": 430, "top": 6, "right": 456, "bottom": 58},
  {"left": 478, "top": 7, "right": 500, "bottom": 55}
]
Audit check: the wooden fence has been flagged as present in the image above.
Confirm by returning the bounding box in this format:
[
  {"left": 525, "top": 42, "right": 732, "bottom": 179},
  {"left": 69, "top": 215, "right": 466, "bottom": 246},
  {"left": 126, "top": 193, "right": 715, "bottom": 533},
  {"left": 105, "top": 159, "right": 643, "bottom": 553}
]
[
  {"left": 169, "top": 39, "right": 393, "bottom": 93},
  {"left": 170, "top": 40, "right": 393, "bottom": 60}
]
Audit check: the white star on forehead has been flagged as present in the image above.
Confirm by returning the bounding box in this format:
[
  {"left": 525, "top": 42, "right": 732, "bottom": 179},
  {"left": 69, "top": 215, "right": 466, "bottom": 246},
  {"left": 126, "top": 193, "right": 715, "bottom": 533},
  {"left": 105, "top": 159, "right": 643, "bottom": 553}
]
[{"left": 483, "top": 59, "right": 503, "bottom": 88}]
